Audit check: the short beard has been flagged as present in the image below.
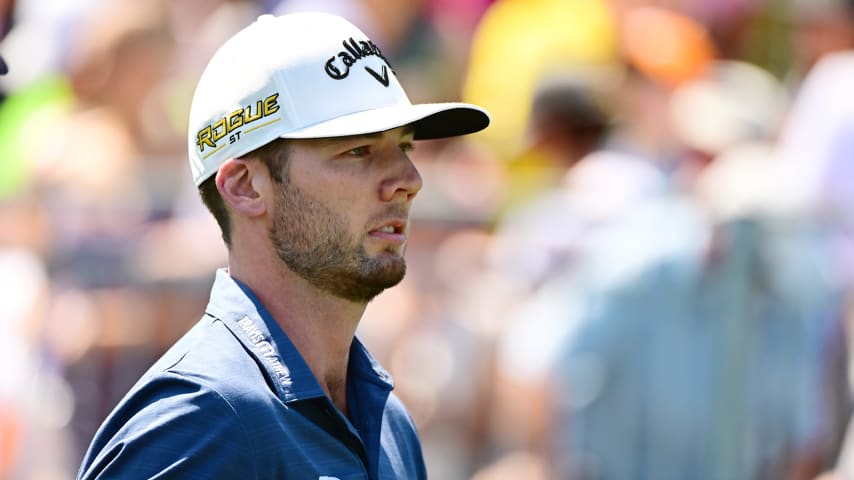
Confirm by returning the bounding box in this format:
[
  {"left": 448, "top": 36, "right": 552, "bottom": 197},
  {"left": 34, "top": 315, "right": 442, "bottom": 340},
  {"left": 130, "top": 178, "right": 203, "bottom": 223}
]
[{"left": 268, "top": 175, "right": 407, "bottom": 303}]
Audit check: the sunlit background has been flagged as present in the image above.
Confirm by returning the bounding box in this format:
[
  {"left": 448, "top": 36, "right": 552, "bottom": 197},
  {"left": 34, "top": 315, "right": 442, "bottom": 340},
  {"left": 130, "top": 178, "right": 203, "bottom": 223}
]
[{"left": 2, "top": 0, "right": 854, "bottom": 478}]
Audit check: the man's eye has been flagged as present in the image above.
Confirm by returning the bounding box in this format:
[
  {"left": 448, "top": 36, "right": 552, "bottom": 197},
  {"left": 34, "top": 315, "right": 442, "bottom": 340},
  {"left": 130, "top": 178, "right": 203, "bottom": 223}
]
[{"left": 346, "top": 146, "right": 371, "bottom": 156}]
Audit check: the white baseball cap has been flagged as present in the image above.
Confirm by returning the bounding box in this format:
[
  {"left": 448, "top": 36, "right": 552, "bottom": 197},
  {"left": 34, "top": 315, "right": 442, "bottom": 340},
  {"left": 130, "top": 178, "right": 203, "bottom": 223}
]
[{"left": 188, "top": 12, "right": 491, "bottom": 186}]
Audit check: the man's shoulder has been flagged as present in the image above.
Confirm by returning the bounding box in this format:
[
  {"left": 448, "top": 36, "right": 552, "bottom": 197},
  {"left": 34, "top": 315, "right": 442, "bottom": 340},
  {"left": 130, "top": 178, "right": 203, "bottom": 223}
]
[
  {"left": 100, "top": 315, "right": 283, "bottom": 441},
  {"left": 77, "top": 367, "right": 267, "bottom": 480},
  {"left": 139, "top": 314, "right": 278, "bottom": 408},
  {"left": 76, "top": 316, "right": 280, "bottom": 480}
]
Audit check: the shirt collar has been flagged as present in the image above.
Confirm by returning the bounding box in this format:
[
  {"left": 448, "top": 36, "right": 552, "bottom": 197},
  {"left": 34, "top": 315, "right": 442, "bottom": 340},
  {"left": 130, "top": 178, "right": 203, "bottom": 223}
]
[{"left": 204, "top": 268, "right": 393, "bottom": 403}]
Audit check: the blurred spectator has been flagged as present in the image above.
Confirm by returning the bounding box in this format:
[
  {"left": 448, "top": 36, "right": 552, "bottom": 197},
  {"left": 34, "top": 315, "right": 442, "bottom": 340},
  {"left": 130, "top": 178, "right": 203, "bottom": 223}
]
[
  {"left": 463, "top": 0, "right": 618, "bottom": 161},
  {"left": 778, "top": 13, "right": 854, "bottom": 476},
  {"left": 526, "top": 72, "right": 615, "bottom": 172},
  {"left": 473, "top": 4, "right": 851, "bottom": 480},
  {"left": 543, "top": 197, "right": 844, "bottom": 479},
  {"left": 464, "top": 43, "right": 656, "bottom": 476},
  {"left": 668, "top": 60, "right": 788, "bottom": 162}
]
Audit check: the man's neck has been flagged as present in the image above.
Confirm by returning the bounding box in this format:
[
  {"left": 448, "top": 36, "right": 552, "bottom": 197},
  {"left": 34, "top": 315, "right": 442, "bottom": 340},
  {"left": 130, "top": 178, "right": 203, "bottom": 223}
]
[{"left": 228, "top": 254, "right": 366, "bottom": 415}]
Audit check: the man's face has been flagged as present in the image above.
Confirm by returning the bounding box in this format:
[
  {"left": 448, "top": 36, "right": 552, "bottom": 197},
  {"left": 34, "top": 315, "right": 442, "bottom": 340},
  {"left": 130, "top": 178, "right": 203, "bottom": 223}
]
[{"left": 267, "top": 126, "right": 422, "bottom": 303}]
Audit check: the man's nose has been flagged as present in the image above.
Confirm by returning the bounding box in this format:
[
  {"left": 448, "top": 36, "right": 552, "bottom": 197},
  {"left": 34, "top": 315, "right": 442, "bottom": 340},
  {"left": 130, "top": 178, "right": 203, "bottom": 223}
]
[{"left": 380, "top": 148, "right": 423, "bottom": 203}]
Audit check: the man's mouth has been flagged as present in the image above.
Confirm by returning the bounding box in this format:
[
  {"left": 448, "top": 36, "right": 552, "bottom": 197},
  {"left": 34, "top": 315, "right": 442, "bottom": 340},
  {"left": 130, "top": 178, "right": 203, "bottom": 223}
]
[
  {"left": 368, "top": 219, "right": 408, "bottom": 246},
  {"left": 375, "top": 224, "right": 404, "bottom": 234}
]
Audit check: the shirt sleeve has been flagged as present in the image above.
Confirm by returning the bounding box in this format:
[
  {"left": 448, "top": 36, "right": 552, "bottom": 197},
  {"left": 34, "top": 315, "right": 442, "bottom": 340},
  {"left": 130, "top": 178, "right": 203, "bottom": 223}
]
[
  {"left": 77, "top": 372, "right": 258, "bottom": 480},
  {"left": 379, "top": 393, "right": 428, "bottom": 479}
]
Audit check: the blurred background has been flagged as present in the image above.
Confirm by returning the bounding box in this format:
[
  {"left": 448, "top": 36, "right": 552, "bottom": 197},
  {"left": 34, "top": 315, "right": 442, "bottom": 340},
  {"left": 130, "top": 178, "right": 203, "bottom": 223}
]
[{"left": 2, "top": 0, "right": 854, "bottom": 478}]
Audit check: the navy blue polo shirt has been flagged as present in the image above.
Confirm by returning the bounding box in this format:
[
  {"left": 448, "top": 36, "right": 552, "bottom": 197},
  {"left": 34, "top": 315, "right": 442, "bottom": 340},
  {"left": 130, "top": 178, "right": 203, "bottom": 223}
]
[{"left": 77, "top": 269, "right": 427, "bottom": 480}]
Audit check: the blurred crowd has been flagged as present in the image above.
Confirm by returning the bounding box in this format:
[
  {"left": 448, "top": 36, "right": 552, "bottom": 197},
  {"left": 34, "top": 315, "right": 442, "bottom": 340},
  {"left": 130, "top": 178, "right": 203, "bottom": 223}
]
[{"left": 2, "top": 0, "right": 854, "bottom": 478}]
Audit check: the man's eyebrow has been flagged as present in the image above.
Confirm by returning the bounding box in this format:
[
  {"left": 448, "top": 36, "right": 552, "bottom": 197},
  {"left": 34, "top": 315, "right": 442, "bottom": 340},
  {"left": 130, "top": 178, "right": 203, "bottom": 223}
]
[
  {"left": 315, "top": 126, "right": 416, "bottom": 147},
  {"left": 317, "top": 132, "right": 382, "bottom": 146}
]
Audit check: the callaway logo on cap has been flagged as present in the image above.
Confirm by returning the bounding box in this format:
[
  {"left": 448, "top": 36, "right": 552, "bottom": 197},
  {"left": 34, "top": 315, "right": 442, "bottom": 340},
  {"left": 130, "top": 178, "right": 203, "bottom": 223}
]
[{"left": 188, "top": 12, "right": 490, "bottom": 186}]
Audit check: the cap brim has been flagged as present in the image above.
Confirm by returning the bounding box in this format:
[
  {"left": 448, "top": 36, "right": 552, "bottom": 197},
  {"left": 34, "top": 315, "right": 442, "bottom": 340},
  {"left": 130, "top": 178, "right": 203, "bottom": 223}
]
[{"left": 278, "top": 102, "right": 490, "bottom": 141}]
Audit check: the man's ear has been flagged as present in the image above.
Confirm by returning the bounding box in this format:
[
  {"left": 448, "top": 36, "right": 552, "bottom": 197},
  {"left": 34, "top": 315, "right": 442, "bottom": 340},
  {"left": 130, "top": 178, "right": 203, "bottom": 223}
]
[{"left": 215, "top": 158, "right": 269, "bottom": 217}]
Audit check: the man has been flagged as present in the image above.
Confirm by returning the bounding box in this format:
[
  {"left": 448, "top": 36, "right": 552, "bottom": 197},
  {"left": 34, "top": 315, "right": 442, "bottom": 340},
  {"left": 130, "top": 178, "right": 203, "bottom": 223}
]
[{"left": 77, "top": 12, "right": 489, "bottom": 479}]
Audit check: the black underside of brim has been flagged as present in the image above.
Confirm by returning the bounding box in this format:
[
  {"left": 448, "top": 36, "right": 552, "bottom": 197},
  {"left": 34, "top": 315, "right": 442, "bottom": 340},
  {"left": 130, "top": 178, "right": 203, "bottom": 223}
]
[{"left": 412, "top": 107, "right": 490, "bottom": 140}]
